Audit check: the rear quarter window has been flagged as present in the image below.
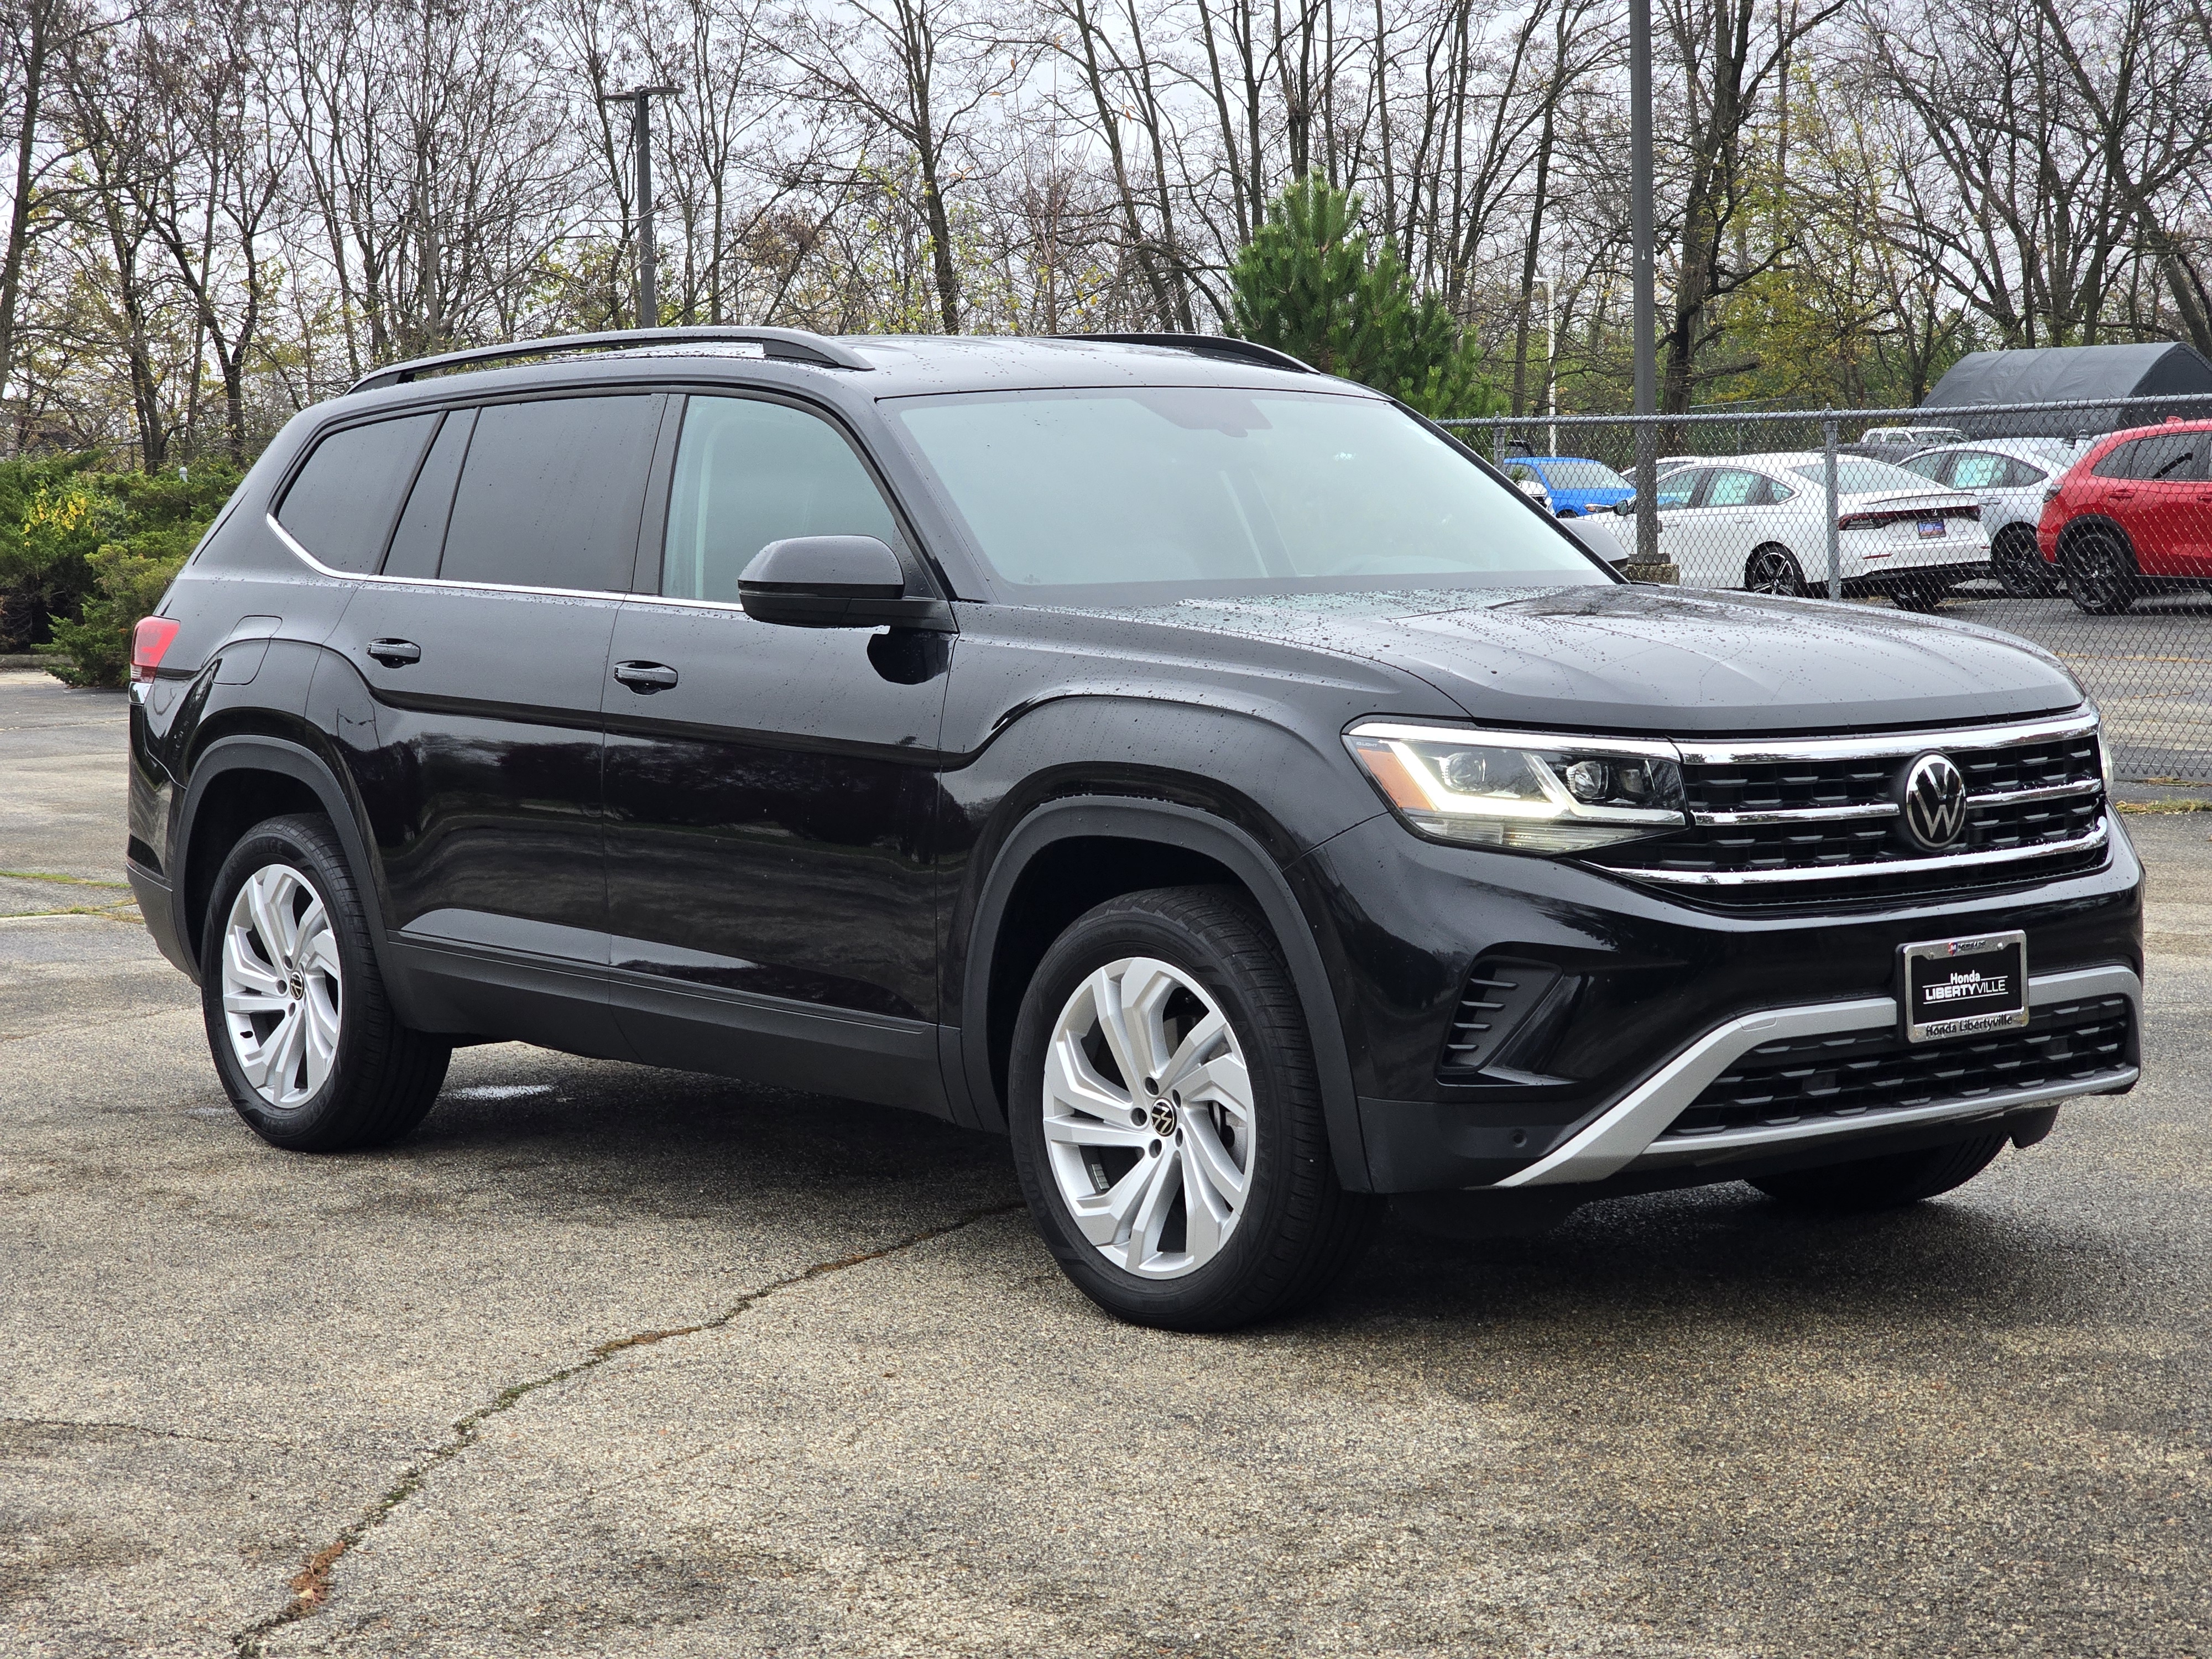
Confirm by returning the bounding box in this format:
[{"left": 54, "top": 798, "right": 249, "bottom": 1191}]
[{"left": 276, "top": 413, "right": 440, "bottom": 573}]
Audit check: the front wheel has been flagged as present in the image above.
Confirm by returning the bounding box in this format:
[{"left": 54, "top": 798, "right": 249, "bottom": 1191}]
[
  {"left": 202, "top": 814, "right": 450, "bottom": 1151},
  {"left": 1006, "top": 887, "right": 1378, "bottom": 1331},
  {"left": 1890, "top": 582, "right": 1949, "bottom": 613},
  {"left": 1750, "top": 1132, "right": 2008, "bottom": 1211}
]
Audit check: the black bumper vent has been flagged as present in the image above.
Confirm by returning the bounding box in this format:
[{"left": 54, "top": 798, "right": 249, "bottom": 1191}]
[
  {"left": 1661, "top": 994, "right": 2133, "bottom": 1141},
  {"left": 1438, "top": 958, "right": 1577, "bottom": 1082}
]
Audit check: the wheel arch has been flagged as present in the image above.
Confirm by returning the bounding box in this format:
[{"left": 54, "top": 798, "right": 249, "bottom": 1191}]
[
  {"left": 954, "top": 795, "right": 1373, "bottom": 1192},
  {"left": 2056, "top": 514, "right": 2135, "bottom": 564},
  {"left": 171, "top": 735, "right": 399, "bottom": 999}
]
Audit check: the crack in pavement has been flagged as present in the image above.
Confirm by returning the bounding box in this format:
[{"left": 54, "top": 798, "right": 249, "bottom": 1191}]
[{"left": 229, "top": 1199, "right": 1024, "bottom": 1657}]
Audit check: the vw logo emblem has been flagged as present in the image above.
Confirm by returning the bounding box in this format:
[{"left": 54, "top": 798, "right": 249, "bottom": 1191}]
[
  {"left": 1901, "top": 753, "right": 1968, "bottom": 850},
  {"left": 1150, "top": 1099, "right": 1178, "bottom": 1136}
]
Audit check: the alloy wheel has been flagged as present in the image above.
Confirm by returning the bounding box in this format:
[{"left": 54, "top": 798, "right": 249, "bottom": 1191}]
[
  {"left": 1039, "top": 955, "right": 1255, "bottom": 1280},
  {"left": 219, "top": 863, "right": 343, "bottom": 1110},
  {"left": 1745, "top": 548, "right": 1804, "bottom": 596}
]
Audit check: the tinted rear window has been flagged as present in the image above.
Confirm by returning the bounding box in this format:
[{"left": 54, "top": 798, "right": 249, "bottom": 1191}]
[
  {"left": 277, "top": 414, "right": 439, "bottom": 572},
  {"left": 440, "top": 396, "right": 660, "bottom": 592}
]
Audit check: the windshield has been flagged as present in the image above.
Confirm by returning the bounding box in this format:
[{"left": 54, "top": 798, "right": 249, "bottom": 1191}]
[
  {"left": 1790, "top": 458, "right": 1950, "bottom": 495},
  {"left": 885, "top": 388, "right": 1608, "bottom": 600},
  {"left": 1534, "top": 459, "right": 1630, "bottom": 491}
]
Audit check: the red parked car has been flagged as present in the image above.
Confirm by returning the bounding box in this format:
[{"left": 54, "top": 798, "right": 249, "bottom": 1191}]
[{"left": 2038, "top": 418, "right": 2212, "bottom": 612}]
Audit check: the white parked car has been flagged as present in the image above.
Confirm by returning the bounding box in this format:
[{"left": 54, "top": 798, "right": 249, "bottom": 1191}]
[
  {"left": 1634, "top": 453, "right": 1990, "bottom": 609},
  {"left": 1898, "top": 437, "right": 2088, "bottom": 596},
  {"left": 1848, "top": 424, "right": 1970, "bottom": 458}
]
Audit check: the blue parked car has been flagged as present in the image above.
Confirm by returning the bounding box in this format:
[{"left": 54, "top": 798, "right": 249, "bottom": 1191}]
[{"left": 1505, "top": 455, "right": 1636, "bottom": 517}]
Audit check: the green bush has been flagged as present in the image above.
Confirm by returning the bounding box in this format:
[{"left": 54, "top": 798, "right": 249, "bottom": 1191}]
[
  {"left": 1228, "top": 174, "right": 1500, "bottom": 420},
  {"left": 0, "top": 458, "right": 241, "bottom": 685}
]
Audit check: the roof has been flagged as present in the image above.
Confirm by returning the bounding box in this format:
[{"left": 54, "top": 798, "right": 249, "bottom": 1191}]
[
  {"left": 1921, "top": 343, "right": 2212, "bottom": 437},
  {"left": 346, "top": 328, "right": 1342, "bottom": 402}
]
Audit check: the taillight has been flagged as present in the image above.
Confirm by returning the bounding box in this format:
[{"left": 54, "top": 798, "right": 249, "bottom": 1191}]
[
  {"left": 131, "top": 615, "right": 180, "bottom": 685},
  {"left": 1837, "top": 513, "right": 1875, "bottom": 531}
]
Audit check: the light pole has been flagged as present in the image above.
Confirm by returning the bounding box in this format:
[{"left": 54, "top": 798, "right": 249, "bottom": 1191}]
[
  {"left": 1629, "top": 0, "right": 1657, "bottom": 564},
  {"left": 601, "top": 84, "right": 679, "bottom": 326}
]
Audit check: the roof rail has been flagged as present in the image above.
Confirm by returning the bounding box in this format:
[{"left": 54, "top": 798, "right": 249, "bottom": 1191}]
[
  {"left": 1062, "top": 332, "right": 1316, "bottom": 375},
  {"left": 348, "top": 326, "right": 873, "bottom": 393}
]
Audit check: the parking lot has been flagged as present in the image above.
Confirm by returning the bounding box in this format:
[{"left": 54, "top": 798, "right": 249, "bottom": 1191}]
[{"left": 4, "top": 665, "right": 2209, "bottom": 1657}]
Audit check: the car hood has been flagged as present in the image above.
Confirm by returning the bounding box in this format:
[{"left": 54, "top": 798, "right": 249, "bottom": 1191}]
[{"left": 1083, "top": 583, "right": 2083, "bottom": 734}]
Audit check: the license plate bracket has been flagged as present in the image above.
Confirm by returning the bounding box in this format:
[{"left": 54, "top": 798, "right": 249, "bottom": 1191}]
[
  {"left": 1900, "top": 932, "right": 2029, "bottom": 1043},
  {"left": 1917, "top": 518, "right": 1947, "bottom": 538}
]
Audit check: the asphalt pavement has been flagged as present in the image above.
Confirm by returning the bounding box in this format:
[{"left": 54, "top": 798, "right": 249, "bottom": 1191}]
[{"left": 3, "top": 667, "right": 2208, "bottom": 1657}]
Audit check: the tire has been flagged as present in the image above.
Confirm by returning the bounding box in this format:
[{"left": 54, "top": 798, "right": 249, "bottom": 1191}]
[
  {"left": 1749, "top": 1132, "right": 2008, "bottom": 1211},
  {"left": 1991, "top": 525, "right": 2059, "bottom": 597},
  {"left": 1006, "top": 886, "right": 1379, "bottom": 1331},
  {"left": 2063, "top": 529, "right": 2137, "bottom": 614},
  {"left": 1744, "top": 544, "right": 1807, "bottom": 596},
  {"left": 200, "top": 813, "right": 450, "bottom": 1151}
]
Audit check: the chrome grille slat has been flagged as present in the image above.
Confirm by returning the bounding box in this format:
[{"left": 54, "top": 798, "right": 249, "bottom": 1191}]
[{"left": 1592, "top": 711, "right": 2107, "bottom": 899}]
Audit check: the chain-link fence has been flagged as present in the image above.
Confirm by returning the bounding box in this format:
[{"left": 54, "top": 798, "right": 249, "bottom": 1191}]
[{"left": 1442, "top": 396, "right": 2212, "bottom": 785}]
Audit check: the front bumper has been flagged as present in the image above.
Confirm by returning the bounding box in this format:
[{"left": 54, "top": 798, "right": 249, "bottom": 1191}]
[{"left": 1494, "top": 963, "right": 2137, "bottom": 1188}]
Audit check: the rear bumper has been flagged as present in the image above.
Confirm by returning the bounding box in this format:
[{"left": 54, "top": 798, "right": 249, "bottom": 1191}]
[{"left": 128, "top": 859, "right": 195, "bottom": 979}]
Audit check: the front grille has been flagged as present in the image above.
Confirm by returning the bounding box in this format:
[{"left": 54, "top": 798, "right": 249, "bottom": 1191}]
[
  {"left": 1588, "top": 714, "right": 2106, "bottom": 900},
  {"left": 1658, "top": 994, "right": 2132, "bottom": 1142}
]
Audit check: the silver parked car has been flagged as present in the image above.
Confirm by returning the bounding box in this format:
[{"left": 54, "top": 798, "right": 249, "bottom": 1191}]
[{"left": 1898, "top": 437, "right": 2088, "bottom": 596}]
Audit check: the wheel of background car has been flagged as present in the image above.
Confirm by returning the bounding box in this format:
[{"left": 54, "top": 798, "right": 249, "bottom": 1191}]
[
  {"left": 1991, "top": 524, "right": 2059, "bottom": 598},
  {"left": 1744, "top": 544, "right": 1807, "bottom": 596},
  {"left": 1890, "top": 583, "right": 1948, "bottom": 613},
  {"left": 1004, "top": 885, "right": 1378, "bottom": 1331},
  {"left": 2062, "top": 529, "right": 2137, "bottom": 615},
  {"left": 201, "top": 813, "right": 451, "bottom": 1151},
  {"left": 1750, "top": 1132, "right": 2009, "bottom": 1210}
]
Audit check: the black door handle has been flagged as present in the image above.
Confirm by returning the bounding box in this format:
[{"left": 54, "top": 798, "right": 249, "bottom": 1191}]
[
  {"left": 613, "top": 660, "right": 679, "bottom": 693},
  {"left": 367, "top": 638, "right": 421, "bottom": 666}
]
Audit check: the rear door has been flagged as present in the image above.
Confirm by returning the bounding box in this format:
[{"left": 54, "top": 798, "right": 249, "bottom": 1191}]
[
  {"left": 326, "top": 391, "right": 665, "bottom": 1052},
  {"left": 599, "top": 391, "right": 951, "bottom": 1113}
]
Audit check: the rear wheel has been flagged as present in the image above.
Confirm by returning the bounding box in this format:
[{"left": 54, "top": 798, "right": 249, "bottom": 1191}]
[
  {"left": 1006, "top": 887, "right": 1378, "bottom": 1331},
  {"left": 1744, "top": 544, "right": 1807, "bottom": 596},
  {"left": 201, "top": 814, "right": 450, "bottom": 1151},
  {"left": 1890, "top": 582, "right": 1948, "bottom": 613},
  {"left": 1750, "top": 1132, "right": 2008, "bottom": 1211},
  {"left": 1991, "top": 524, "right": 2059, "bottom": 597},
  {"left": 2063, "top": 529, "right": 2138, "bottom": 614}
]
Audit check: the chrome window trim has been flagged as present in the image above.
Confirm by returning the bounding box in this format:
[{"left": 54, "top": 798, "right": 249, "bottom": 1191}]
[
  {"left": 1613, "top": 820, "right": 2106, "bottom": 886},
  {"left": 1496, "top": 963, "right": 2140, "bottom": 1188},
  {"left": 269, "top": 514, "right": 634, "bottom": 603},
  {"left": 1674, "top": 709, "right": 2098, "bottom": 768}
]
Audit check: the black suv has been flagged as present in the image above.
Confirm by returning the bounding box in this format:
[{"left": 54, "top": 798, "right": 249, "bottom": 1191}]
[{"left": 126, "top": 327, "right": 2143, "bottom": 1330}]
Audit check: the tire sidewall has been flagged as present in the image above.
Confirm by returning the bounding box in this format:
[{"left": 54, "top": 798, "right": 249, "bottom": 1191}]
[
  {"left": 200, "top": 817, "right": 375, "bottom": 1149},
  {"left": 1006, "top": 901, "right": 1312, "bottom": 1327}
]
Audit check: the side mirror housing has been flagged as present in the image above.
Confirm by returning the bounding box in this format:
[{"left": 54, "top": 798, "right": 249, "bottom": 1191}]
[
  {"left": 737, "top": 536, "right": 954, "bottom": 630},
  {"left": 1612, "top": 497, "right": 1635, "bottom": 517}
]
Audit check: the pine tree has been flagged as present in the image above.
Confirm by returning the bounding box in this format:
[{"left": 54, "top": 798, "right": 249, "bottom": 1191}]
[{"left": 1228, "top": 175, "right": 1497, "bottom": 419}]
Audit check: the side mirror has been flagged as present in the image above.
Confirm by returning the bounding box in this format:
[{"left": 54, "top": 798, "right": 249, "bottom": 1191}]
[
  {"left": 1613, "top": 497, "right": 1635, "bottom": 517},
  {"left": 737, "top": 536, "right": 953, "bottom": 630}
]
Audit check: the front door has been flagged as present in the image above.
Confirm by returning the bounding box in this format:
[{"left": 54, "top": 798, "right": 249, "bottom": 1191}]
[
  {"left": 327, "top": 391, "right": 666, "bottom": 1054},
  {"left": 600, "top": 392, "right": 952, "bottom": 1112}
]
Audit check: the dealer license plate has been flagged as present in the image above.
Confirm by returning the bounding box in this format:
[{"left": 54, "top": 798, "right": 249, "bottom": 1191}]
[
  {"left": 1900, "top": 932, "right": 2028, "bottom": 1043},
  {"left": 1917, "top": 518, "right": 1947, "bottom": 538}
]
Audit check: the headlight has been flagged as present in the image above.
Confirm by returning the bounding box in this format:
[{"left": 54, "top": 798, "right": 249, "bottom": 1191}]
[{"left": 1344, "top": 721, "right": 1689, "bottom": 852}]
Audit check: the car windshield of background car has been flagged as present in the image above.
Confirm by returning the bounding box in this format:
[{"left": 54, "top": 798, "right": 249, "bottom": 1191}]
[
  {"left": 1534, "top": 459, "right": 1630, "bottom": 491},
  {"left": 885, "top": 387, "right": 1609, "bottom": 601},
  {"left": 1790, "top": 457, "right": 1950, "bottom": 495}
]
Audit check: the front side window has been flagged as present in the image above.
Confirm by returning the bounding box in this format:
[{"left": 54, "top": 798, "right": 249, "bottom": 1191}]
[
  {"left": 1652, "top": 469, "right": 1703, "bottom": 509},
  {"left": 440, "top": 395, "right": 660, "bottom": 592},
  {"left": 277, "top": 413, "right": 439, "bottom": 573},
  {"left": 662, "top": 396, "right": 901, "bottom": 603},
  {"left": 885, "top": 387, "right": 1606, "bottom": 601}
]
